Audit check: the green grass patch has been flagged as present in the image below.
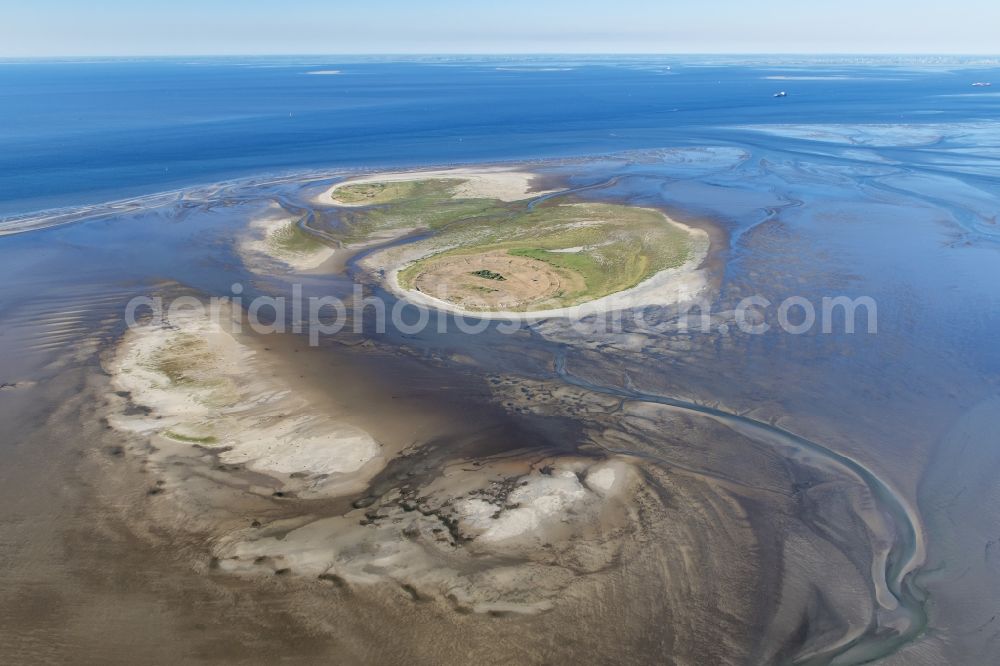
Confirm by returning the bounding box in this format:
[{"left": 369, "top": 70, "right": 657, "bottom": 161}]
[
  {"left": 332, "top": 179, "right": 513, "bottom": 243},
  {"left": 149, "top": 334, "right": 217, "bottom": 386},
  {"left": 268, "top": 220, "right": 327, "bottom": 255},
  {"left": 333, "top": 179, "right": 457, "bottom": 205},
  {"left": 471, "top": 269, "right": 506, "bottom": 281}
]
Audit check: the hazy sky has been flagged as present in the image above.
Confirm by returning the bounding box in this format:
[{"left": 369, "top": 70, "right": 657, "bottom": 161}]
[{"left": 2, "top": 0, "right": 998, "bottom": 56}]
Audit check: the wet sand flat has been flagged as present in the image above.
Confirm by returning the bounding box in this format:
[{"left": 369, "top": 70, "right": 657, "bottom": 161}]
[{"left": 2, "top": 143, "right": 1000, "bottom": 665}]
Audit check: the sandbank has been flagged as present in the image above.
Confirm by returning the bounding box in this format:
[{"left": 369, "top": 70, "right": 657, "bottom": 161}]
[
  {"left": 315, "top": 166, "right": 556, "bottom": 206},
  {"left": 105, "top": 306, "right": 383, "bottom": 498}
]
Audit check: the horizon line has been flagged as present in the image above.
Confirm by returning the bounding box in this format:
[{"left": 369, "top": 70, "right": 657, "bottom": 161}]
[{"left": 3, "top": 51, "right": 1000, "bottom": 60}]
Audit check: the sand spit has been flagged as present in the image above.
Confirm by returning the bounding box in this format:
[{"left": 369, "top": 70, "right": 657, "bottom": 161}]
[
  {"left": 215, "top": 454, "right": 643, "bottom": 614},
  {"left": 105, "top": 307, "right": 382, "bottom": 499},
  {"left": 362, "top": 210, "right": 710, "bottom": 321},
  {"left": 240, "top": 206, "right": 335, "bottom": 272},
  {"left": 316, "top": 167, "right": 556, "bottom": 206}
]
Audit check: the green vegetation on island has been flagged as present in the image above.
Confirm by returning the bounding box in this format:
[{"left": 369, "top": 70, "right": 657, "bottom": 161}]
[
  {"left": 331, "top": 177, "right": 695, "bottom": 311},
  {"left": 267, "top": 220, "right": 328, "bottom": 256},
  {"left": 471, "top": 269, "right": 506, "bottom": 281}
]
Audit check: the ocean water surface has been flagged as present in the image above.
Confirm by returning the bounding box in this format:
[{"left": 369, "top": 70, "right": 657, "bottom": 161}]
[{"left": 2, "top": 55, "right": 999, "bottom": 216}]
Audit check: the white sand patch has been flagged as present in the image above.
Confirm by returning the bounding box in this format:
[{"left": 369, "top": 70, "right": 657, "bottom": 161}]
[
  {"left": 549, "top": 245, "right": 584, "bottom": 253},
  {"left": 316, "top": 167, "right": 556, "bottom": 206},
  {"left": 466, "top": 470, "right": 588, "bottom": 542},
  {"left": 106, "top": 307, "right": 382, "bottom": 497},
  {"left": 586, "top": 467, "right": 617, "bottom": 494},
  {"left": 221, "top": 418, "right": 377, "bottom": 476},
  {"left": 449, "top": 171, "right": 553, "bottom": 202},
  {"left": 449, "top": 460, "right": 632, "bottom": 548},
  {"left": 584, "top": 461, "right": 628, "bottom": 496},
  {"left": 240, "top": 206, "right": 335, "bottom": 272}
]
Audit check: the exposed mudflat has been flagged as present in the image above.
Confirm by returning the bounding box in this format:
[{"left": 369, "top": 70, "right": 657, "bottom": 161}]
[
  {"left": 98, "top": 302, "right": 669, "bottom": 618},
  {"left": 3, "top": 144, "right": 997, "bottom": 665}
]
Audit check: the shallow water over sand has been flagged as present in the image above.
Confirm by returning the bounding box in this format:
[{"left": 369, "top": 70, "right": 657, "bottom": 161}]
[{"left": 2, "top": 119, "right": 1000, "bottom": 664}]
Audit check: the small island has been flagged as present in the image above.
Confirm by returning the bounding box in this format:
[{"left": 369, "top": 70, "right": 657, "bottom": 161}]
[{"left": 319, "top": 169, "right": 709, "bottom": 317}]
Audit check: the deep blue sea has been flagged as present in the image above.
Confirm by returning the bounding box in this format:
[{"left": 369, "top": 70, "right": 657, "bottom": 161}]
[{"left": 2, "top": 55, "right": 999, "bottom": 216}]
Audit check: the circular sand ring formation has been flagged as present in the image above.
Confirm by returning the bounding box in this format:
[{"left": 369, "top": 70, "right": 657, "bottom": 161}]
[{"left": 410, "top": 250, "right": 585, "bottom": 311}]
